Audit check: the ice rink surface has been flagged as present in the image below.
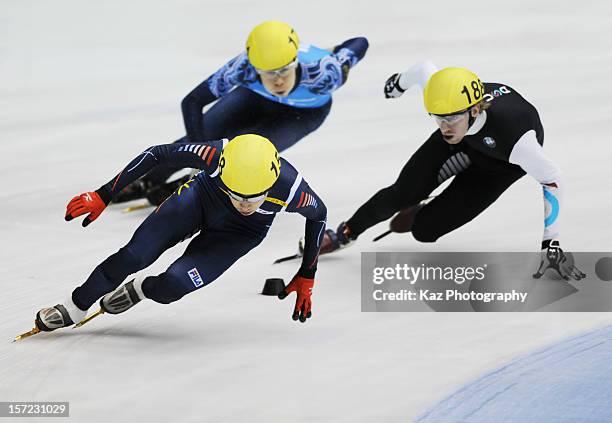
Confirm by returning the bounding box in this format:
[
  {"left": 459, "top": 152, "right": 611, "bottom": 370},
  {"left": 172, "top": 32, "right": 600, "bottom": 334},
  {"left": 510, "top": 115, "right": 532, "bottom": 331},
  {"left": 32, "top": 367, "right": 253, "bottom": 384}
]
[{"left": 1, "top": 1, "right": 611, "bottom": 421}]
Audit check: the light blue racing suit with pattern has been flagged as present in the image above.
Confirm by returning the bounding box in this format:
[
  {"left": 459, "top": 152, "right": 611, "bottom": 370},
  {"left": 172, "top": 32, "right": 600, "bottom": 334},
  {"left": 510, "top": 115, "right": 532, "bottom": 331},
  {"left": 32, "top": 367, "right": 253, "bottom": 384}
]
[{"left": 142, "top": 37, "right": 368, "bottom": 185}]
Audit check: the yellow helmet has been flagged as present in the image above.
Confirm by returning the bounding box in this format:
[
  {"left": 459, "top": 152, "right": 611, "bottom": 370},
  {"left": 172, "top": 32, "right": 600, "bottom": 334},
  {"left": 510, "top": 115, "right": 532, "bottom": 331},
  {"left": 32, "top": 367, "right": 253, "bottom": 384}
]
[
  {"left": 246, "top": 21, "right": 299, "bottom": 71},
  {"left": 218, "top": 134, "right": 281, "bottom": 198},
  {"left": 423, "top": 67, "right": 485, "bottom": 115}
]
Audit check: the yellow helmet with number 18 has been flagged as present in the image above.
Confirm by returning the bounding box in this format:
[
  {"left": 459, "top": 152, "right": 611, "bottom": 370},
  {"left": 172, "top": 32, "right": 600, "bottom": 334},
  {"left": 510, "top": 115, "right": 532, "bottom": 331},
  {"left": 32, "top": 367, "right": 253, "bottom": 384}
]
[
  {"left": 246, "top": 21, "right": 299, "bottom": 71},
  {"left": 423, "top": 67, "right": 485, "bottom": 115},
  {"left": 218, "top": 134, "right": 281, "bottom": 198}
]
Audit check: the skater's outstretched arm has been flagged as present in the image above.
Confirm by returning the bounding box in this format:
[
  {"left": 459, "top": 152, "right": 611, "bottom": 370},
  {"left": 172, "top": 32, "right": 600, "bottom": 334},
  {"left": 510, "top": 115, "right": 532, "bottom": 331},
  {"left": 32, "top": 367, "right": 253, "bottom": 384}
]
[
  {"left": 99, "top": 140, "right": 226, "bottom": 202},
  {"left": 65, "top": 140, "right": 226, "bottom": 226},
  {"left": 302, "top": 37, "right": 369, "bottom": 95},
  {"left": 508, "top": 130, "right": 563, "bottom": 248},
  {"left": 181, "top": 79, "right": 218, "bottom": 142},
  {"left": 278, "top": 178, "right": 327, "bottom": 322},
  {"left": 332, "top": 37, "right": 369, "bottom": 64},
  {"left": 384, "top": 60, "right": 439, "bottom": 99},
  {"left": 285, "top": 179, "right": 327, "bottom": 279},
  {"left": 507, "top": 130, "right": 585, "bottom": 278},
  {"left": 182, "top": 53, "right": 256, "bottom": 142}
]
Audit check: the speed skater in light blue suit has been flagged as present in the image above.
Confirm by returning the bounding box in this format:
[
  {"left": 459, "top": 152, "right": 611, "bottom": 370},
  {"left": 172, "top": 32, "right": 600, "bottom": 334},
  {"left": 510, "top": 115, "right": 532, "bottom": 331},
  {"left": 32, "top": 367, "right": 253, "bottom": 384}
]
[{"left": 117, "top": 21, "right": 368, "bottom": 203}]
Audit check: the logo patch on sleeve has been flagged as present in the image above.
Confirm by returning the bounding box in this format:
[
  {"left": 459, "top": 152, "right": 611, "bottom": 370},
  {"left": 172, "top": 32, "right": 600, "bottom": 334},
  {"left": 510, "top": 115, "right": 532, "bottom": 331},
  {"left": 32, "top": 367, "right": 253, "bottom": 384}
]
[
  {"left": 187, "top": 267, "right": 204, "bottom": 287},
  {"left": 483, "top": 137, "right": 496, "bottom": 148}
]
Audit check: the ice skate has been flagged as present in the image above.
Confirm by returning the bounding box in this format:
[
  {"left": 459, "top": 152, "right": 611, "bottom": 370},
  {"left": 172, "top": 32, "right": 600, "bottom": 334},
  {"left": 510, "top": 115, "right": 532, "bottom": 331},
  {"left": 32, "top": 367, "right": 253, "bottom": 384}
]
[
  {"left": 36, "top": 297, "right": 87, "bottom": 332},
  {"left": 112, "top": 179, "right": 152, "bottom": 204},
  {"left": 75, "top": 278, "right": 147, "bottom": 329},
  {"left": 100, "top": 278, "right": 146, "bottom": 314},
  {"left": 14, "top": 297, "right": 87, "bottom": 341}
]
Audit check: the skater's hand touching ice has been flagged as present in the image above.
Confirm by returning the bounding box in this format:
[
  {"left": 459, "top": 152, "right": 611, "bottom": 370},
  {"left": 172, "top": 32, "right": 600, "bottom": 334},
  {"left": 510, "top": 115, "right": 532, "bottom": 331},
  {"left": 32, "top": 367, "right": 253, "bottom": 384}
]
[
  {"left": 532, "top": 240, "right": 586, "bottom": 281},
  {"left": 278, "top": 275, "right": 314, "bottom": 323}
]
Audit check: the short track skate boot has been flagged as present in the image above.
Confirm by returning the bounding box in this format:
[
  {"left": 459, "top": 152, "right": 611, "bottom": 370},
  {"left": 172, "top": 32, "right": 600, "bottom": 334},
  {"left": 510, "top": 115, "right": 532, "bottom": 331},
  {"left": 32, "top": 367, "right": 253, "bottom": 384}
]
[
  {"left": 113, "top": 179, "right": 153, "bottom": 204},
  {"left": 145, "top": 175, "right": 191, "bottom": 206},
  {"left": 35, "top": 297, "right": 87, "bottom": 332},
  {"left": 316, "top": 230, "right": 338, "bottom": 255},
  {"left": 316, "top": 222, "right": 356, "bottom": 255},
  {"left": 100, "top": 278, "right": 146, "bottom": 314}
]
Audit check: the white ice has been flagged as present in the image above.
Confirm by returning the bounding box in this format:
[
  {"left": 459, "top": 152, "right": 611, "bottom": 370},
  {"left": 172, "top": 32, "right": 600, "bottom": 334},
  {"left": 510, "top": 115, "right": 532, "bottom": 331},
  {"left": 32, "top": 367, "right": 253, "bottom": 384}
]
[{"left": 1, "top": 1, "right": 612, "bottom": 422}]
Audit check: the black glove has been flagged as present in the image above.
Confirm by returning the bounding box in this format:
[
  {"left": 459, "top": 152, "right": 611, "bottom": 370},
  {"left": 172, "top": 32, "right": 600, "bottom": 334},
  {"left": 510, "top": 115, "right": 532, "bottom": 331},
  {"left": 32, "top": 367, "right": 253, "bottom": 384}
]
[
  {"left": 533, "top": 240, "right": 586, "bottom": 281},
  {"left": 384, "top": 73, "right": 406, "bottom": 98}
]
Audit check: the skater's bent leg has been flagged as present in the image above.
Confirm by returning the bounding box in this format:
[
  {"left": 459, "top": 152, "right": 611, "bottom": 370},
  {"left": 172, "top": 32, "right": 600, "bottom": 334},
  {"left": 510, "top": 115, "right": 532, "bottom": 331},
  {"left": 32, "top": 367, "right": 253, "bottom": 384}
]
[
  {"left": 247, "top": 101, "right": 332, "bottom": 152},
  {"left": 72, "top": 183, "right": 204, "bottom": 310},
  {"left": 200, "top": 87, "right": 262, "bottom": 140},
  {"left": 142, "top": 230, "right": 265, "bottom": 304},
  {"left": 143, "top": 88, "right": 260, "bottom": 185},
  {"left": 346, "top": 136, "right": 450, "bottom": 237},
  {"left": 346, "top": 184, "right": 412, "bottom": 236},
  {"left": 411, "top": 167, "right": 524, "bottom": 242}
]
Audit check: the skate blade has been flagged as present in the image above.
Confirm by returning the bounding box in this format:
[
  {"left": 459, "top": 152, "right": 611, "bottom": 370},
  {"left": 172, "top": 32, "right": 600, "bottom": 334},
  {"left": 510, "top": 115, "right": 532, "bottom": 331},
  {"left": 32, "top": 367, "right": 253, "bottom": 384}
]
[
  {"left": 73, "top": 309, "right": 105, "bottom": 328},
  {"left": 373, "top": 230, "right": 392, "bottom": 242},
  {"left": 273, "top": 253, "right": 302, "bottom": 264},
  {"left": 13, "top": 327, "right": 41, "bottom": 343},
  {"left": 122, "top": 203, "right": 151, "bottom": 213}
]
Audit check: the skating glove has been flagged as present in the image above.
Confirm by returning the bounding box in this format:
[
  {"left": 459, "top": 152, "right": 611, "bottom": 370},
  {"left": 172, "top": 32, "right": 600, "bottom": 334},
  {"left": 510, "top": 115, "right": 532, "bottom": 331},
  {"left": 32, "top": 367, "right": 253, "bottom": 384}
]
[
  {"left": 384, "top": 73, "right": 406, "bottom": 98},
  {"left": 278, "top": 275, "right": 314, "bottom": 323},
  {"left": 533, "top": 240, "right": 586, "bottom": 281},
  {"left": 65, "top": 191, "right": 108, "bottom": 227}
]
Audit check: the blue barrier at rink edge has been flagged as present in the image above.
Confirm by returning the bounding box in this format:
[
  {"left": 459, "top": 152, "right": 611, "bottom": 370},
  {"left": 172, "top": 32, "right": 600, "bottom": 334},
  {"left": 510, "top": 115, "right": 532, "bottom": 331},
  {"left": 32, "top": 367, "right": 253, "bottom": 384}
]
[{"left": 416, "top": 325, "right": 612, "bottom": 423}]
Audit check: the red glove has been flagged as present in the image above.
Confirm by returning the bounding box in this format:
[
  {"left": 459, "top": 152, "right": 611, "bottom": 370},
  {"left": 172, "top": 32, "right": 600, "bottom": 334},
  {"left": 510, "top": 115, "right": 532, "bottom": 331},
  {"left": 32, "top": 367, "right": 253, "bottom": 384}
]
[
  {"left": 65, "top": 192, "right": 107, "bottom": 227},
  {"left": 278, "top": 275, "right": 314, "bottom": 323}
]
